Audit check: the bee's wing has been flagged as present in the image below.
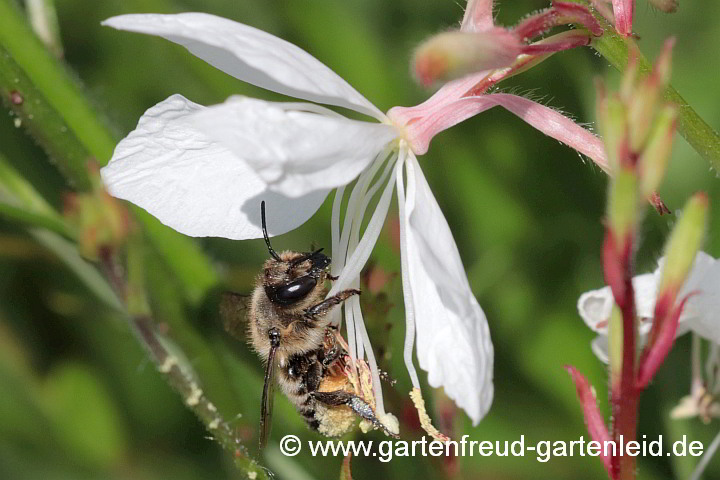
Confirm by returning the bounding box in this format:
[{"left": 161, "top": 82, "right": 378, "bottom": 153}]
[
  {"left": 221, "top": 291, "right": 276, "bottom": 448},
  {"left": 259, "top": 343, "right": 278, "bottom": 449},
  {"left": 219, "top": 291, "right": 251, "bottom": 341}
]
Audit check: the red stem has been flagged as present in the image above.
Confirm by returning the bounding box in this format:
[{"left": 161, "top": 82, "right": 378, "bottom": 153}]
[{"left": 609, "top": 240, "right": 638, "bottom": 480}]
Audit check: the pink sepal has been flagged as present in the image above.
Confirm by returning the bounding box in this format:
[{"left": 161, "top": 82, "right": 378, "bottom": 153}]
[{"left": 565, "top": 365, "right": 614, "bottom": 478}]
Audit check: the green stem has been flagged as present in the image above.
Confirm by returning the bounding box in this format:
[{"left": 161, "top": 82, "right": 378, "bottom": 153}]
[
  {"left": 0, "top": 203, "right": 74, "bottom": 238},
  {"left": 0, "top": 2, "right": 258, "bottom": 473},
  {"left": 0, "top": 43, "right": 92, "bottom": 190},
  {"left": 0, "top": 0, "right": 217, "bottom": 302},
  {"left": 568, "top": 0, "right": 720, "bottom": 172},
  {"left": 0, "top": 153, "right": 76, "bottom": 239},
  {"left": 132, "top": 315, "right": 270, "bottom": 480},
  {"left": 32, "top": 228, "right": 123, "bottom": 311},
  {"left": 122, "top": 243, "right": 269, "bottom": 480},
  {"left": 0, "top": 0, "right": 116, "bottom": 183}
]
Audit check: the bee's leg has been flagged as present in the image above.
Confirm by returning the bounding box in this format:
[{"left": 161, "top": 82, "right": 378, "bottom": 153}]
[
  {"left": 304, "top": 289, "right": 361, "bottom": 320},
  {"left": 320, "top": 345, "right": 343, "bottom": 368},
  {"left": 320, "top": 330, "right": 345, "bottom": 369},
  {"left": 311, "top": 391, "right": 398, "bottom": 438}
]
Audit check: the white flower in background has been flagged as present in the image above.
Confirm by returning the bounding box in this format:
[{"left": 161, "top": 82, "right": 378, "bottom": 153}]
[
  {"left": 578, "top": 251, "right": 720, "bottom": 363},
  {"left": 670, "top": 335, "right": 720, "bottom": 423},
  {"left": 101, "top": 7, "right": 609, "bottom": 427}
]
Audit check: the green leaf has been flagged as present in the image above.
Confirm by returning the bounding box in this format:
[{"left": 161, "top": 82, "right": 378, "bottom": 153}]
[
  {"left": 41, "top": 362, "right": 127, "bottom": 469},
  {"left": 0, "top": 153, "right": 75, "bottom": 239},
  {"left": 0, "top": 156, "right": 120, "bottom": 309},
  {"left": 134, "top": 207, "right": 218, "bottom": 304},
  {"left": 30, "top": 228, "right": 122, "bottom": 310}
]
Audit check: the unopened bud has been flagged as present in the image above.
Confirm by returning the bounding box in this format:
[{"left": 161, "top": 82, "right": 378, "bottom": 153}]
[
  {"left": 649, "top": 0, "right": 678, "bottom": 13},
  {"left": 627, "top": 39, "right": 674, "bottom": 152},
  {"left": 64, "top": 165, "right": 130, "bottom": 260},
  {"left": 619, "top": 49, "right": 639, "bottom": 102},
  {"left": 600, "top": 96, "right": 629, "bottom": 171},
  {"left": 413, "top": 28, "right": 522, "bottom": 86},
  {"left": 613, "top": 0, "right": 635, "bottom": 37},
  {"left": 657, "top": 192, "right": 708, "bottom": 298},
  {"left": 653, "top": 38, "right": 675, "bottom": 88},
  {"left": 607, "top": 167, "right": 639, "bottom": 243},
  {"left": 628, "top": 89, "right": 660, "bottom": 153},
  {"left": 638, "top": 105, "right": 677, "bottom": 197}
]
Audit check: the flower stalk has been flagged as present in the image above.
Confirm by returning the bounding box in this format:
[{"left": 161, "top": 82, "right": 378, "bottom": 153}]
[
  {"left": 564, "top": 0, "right": 720, "bottom": 173},
  {"left": 568, "top": 39, "right": 710, "bottom": 480},
  {"left": 603, "top": 165, "right": 639, "bottom": 480},
  {"left": 114, "top": 238, "right": 270, "bottom": 480},
  {"left": 0, "top": 0, "right": 115, "bottom": 187},
  {"left": 413, "top": 1, "right": 602, "bottom": 87}
]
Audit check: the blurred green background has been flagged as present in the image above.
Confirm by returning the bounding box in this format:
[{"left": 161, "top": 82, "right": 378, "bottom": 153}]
[{"left": 1, "top": 0, "right": 719, "bottom": 479}]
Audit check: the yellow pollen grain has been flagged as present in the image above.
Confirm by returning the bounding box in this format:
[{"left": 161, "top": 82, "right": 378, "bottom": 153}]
[{"left": 410, "top": 388, "right": 450, "bottom": 442}]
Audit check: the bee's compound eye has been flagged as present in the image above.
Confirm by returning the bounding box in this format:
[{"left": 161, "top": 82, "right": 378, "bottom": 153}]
[{"left": 267, "top": 276, "right": 317, "bottom": 305}]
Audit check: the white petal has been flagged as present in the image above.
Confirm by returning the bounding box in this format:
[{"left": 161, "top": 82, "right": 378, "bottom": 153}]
[
  {"left": 577, "top": 286, "right": 613, "bottom": 333},
  {"left": 655, "top": 251, "right": 716, "bottom": 297},
  {"left": 658, "top": 251, "right": 717, "bottom": 296},
  {"left": 654, "top": 251, "right": 720, "bottom": 342},
  {"left": 102, "top": 13, "right": 384, "bottom": 120},
  {"left": 577, "top": 273, "right": 658, "bottom": 334},
  {"left": 101, "top": 94, "right": 327, "bottom": 240},
  {"left": 591, "top": 335, "right": 610, "bottom": 363},
  {"left": 684, "top": 255, "right": 720, "bottom": 344},
  {"left": 189, "top": 96, "right": 397, "bottom": 197},
  {"left": 591, "top": 332, "right": 654, "bottom": 364},
  {"left": 403, "top": 155, "right": 493, "bottom": 424},
  {"left": 634, "top": 273, "right": 660, "bottom": 320}
]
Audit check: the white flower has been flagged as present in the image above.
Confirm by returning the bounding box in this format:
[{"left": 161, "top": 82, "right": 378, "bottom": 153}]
[
  {"left": 578, "top": 251, "right": 720, "bottom": 363},
  {"left": 101, "top": 8, "right": 613, "bottom": 426},
  {"left": 100, "top": 12, "right": 495, "bottom": 425}
]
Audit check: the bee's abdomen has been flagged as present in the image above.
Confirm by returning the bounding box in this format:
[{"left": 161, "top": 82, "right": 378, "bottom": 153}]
[
  {"left": 297, "top": 402, "right": 321, "bottom": 431},
  {"left": 278, "top": 350, "right": 324, "bottom": 430}
]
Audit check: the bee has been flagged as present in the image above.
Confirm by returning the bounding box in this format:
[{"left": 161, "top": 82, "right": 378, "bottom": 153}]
[{"left": 224, "top": 202, "right": 395, "bottom": 448}]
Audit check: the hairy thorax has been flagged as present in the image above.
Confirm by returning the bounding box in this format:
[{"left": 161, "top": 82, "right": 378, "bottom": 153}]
[{"left": 248, "top": 250, "right": 331, "bottom": 362}]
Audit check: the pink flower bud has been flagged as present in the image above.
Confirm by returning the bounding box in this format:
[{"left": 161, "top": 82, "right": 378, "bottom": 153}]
[
  {"left": 611, "top": 0, "right": 635, "bottom": 36},
  {"left": 413, "top": 29, "right": 522, "bottom": 87}
]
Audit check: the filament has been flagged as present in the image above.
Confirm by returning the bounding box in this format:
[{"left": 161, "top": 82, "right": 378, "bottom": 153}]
[
  {"left": 329, "top": 159, "right": 398, "bottom": 295},
  {"left": 395, "top": 147, "right": 421, "bottom": 388}
]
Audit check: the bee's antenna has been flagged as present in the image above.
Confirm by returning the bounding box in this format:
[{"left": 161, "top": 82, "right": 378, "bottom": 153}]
[{"left": 261, "top": 201, "right": 282, "bottom": 261}]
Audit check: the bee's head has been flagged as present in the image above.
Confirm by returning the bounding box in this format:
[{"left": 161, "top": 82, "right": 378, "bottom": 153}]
[{"left": 260, "top": 202, "right": 331, "bottom": 306}]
